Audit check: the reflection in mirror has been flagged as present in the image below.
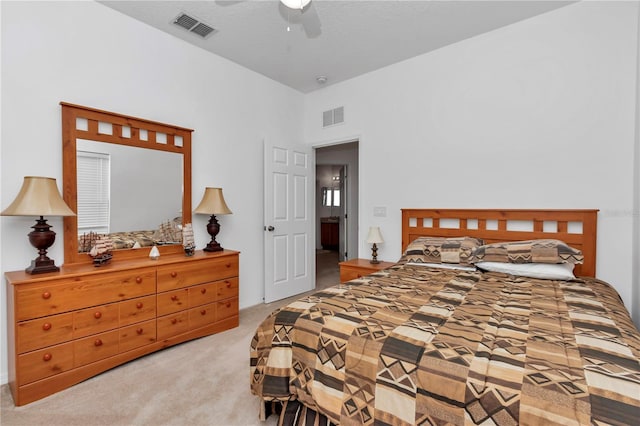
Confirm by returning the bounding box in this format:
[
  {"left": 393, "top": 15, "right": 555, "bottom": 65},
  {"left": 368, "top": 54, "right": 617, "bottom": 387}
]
[{"left": 76, "top": 139, "right": 183, "bottom": 243}]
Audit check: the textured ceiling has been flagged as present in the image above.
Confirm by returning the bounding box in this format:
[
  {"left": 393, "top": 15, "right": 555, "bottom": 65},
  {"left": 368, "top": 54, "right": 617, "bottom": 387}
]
[{"left": 99, "top": 1, "right": 573, "bottom": 93}]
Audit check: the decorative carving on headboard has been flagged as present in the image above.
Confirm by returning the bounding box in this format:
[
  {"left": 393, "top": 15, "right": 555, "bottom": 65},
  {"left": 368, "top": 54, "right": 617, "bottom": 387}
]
[{"left": 401, "top": 209, "right": 598, "bottom": 277}]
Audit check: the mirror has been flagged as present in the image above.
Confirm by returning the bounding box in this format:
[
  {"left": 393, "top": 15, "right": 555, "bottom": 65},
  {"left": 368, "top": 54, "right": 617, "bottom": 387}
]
[
  {"left": 76, "top": 139, "right": 183, "bottom": 235},
  {"left": 62, "top": 102, "right": 193, "bottom": 264}
]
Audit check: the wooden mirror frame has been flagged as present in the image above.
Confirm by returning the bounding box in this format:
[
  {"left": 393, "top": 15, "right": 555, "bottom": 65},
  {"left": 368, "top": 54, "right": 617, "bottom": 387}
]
[{"left": 61, "top": 102, "right": 192, "bottom": 265}]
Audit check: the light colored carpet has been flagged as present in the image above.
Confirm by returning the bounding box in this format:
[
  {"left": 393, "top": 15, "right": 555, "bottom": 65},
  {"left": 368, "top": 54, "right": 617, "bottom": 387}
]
[{"left": 0, "top": 251, "right": 340, "bottom": 426}]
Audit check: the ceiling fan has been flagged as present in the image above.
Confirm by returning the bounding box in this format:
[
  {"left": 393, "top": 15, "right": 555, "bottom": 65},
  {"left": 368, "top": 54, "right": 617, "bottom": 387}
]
[
  {"left": 218, "top": 0, "right": 321, "bottom": 38},
  {"left": 279, "top": 0, "right": 322, "bottom": 38},
  {"left": 280, "top": 0, "right": 311, "bottom": 10}
]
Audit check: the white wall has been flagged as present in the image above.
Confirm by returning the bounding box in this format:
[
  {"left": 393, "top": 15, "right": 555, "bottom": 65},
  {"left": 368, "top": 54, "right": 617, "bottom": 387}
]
[
  {"left": 633, "top": 2, "right": 640, "bottom": 326},
  {"left": 0, "top": 1, "right": 304, "bottom": 384},
  {"left": 304, "top": 1, "right": 640, "bottom": 322},
  {"left": 0, "top": 0, "right": 4, "bottom": 390}
]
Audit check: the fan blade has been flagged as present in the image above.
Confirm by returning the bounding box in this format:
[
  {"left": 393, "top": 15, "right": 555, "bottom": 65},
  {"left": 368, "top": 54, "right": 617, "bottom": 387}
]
[
  {"left": 301, "top": 2, "right": 321, "bottom": 38},
  {"left": 215, "top": 0, "right": 246, "bottom": 6}
]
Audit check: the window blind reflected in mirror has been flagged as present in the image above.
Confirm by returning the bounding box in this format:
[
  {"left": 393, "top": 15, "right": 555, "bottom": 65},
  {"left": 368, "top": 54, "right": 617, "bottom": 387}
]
[{"left": 77, "top": 150, "right": 110, "bottom": 235}]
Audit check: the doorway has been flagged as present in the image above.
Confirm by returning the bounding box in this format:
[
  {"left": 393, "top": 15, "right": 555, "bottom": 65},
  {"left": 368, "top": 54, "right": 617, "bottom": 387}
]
[{"left": 315, "top": 141, "right": 359, "bottom": 289}]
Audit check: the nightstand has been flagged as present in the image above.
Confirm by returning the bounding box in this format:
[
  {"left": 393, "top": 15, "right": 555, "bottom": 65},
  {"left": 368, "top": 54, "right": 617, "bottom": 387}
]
[{"left": 339, "top": 258, "right": 396, "bottom": 283}]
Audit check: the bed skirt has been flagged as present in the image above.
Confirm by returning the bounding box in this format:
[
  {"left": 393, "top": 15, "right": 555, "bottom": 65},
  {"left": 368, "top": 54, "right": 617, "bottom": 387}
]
[{"left": 261, "top": 400, "right": 336, "bottom": 426}]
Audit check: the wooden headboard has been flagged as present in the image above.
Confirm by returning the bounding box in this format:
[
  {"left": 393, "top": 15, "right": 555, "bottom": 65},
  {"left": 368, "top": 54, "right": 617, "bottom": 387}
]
[{"left": 401, "top": 209, "right": 598, "bottom": 277}]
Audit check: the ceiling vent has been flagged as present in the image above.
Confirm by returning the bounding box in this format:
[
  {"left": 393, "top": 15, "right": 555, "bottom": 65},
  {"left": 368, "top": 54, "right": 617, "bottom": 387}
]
[
  {"left": 173, "top": 13, "right": 216, "bottom": 39},
  {"left": 322, "top": 106, "right": 344, "bottom": 128}
]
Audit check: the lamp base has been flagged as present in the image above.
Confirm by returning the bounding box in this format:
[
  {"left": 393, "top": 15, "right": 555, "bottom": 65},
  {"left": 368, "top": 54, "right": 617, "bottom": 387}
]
[
  {"left": 370, "top": 243, "right": 379, "bottom": 264},
  {"left": 25, "top": 216, "right": 60, "bottom": 274},
  {"left": 203, "top": 242, "right": 223, "bottom": 252},
  {"left": 203, "top": 214, "right": 224, "bottom": 252},
  {"left": 26, "top": 258, "right": 60, "bottom": 274}
]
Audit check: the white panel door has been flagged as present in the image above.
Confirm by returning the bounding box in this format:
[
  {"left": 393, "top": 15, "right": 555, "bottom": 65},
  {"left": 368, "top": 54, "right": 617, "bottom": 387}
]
[{"left": 264, "top": 140, "right": 314, "bottom": 303}]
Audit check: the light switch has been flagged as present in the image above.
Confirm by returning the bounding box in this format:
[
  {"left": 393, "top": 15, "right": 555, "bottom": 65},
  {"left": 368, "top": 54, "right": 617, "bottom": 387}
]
[{"left": 373, "top": 206, "right": 387, "bottom": 217}]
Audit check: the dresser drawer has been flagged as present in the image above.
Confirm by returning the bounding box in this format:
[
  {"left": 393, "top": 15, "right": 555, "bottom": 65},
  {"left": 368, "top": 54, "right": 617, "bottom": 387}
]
[
  {"left": 188, "top": 282, "right": 218, "bottom": 308},
  {"left": 119, "top": 295, "right": 156, "bottom": 327},
  {"left": 157, "top": 311, "right": 189, "bottom": 340},
  {"left": 340, "top": 267, "right": 368, "bottom": 283},
  {"left": 216, "top": 277, "right": 239, "bottom": 301},
  {"left": 157, "top": 255, "right": 239, "bottom": 292},
  {"left": 157, "top": 289, "right": 188, "bottom": 316},
  {"left": 74, "top": 329, "right": 120, "bottom": 367},
  {"left": 15, "top": 268, "right": 156, "bottom": 321},
  {"left": 17, "top": 342, "right": 74, "bottom": 386},
  {"left": 73, "top": 303, "right": 119, "bottom": 339},
  {"left": 119, "top": 319, "right": 156, "bottom": 353},
  {"left": 216, "top": 297, "right": 238, "bottom": 322},
  {"left": 17, "top": 313, "right": 74, "bottom": 354},
  {"left": 188, "top": 303, "right": 216, "bottom": 329}
]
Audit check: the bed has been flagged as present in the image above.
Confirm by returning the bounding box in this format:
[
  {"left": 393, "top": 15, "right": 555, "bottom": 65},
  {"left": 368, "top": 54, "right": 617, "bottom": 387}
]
[{"left": 250, "top": 209, "right": 640, "bottom": 425}]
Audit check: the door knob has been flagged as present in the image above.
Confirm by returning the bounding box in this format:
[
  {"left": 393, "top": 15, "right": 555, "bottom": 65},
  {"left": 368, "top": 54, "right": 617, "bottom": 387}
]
[{"left": 267, "top": 226, "right": 275, "bottom": 231}]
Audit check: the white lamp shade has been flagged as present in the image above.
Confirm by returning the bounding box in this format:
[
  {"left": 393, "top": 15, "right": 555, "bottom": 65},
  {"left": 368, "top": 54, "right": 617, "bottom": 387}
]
[
  {"left": 194, "top": 187, "right": 232, "bottom": 215},
  {"left": 281, "top": 0, "right": 311, "bottom": 10},
  {"left": 366, "top": 226, "right": 384, "bottom": 244},
  {"left": 1, "top": 176, "right": 75, "bottom": 217}
]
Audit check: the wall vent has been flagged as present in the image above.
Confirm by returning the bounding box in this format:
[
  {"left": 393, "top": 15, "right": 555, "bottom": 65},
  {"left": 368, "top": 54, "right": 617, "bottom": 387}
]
[
  {"left": 322, "top": 106, "right": 344, "bottom": 128},
  {"left": 173, "top": 13, "right": 216, "bottom": 39}
]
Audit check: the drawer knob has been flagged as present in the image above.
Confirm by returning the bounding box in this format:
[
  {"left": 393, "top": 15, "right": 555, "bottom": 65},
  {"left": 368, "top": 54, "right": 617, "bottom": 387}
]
[
  {"left": 136, "top": 302, "right": 143, "bottom": 309},
  {"left": 171, "top": 318, "right": 178, "bottom": 325},
  {"left": 43, "top": 353, "right": 52, "bottom": 362},
  {"left": 42, "top": 323, "right": 52, "bottom": 331},
  {"left": 171, "top": 272, "right": 177, "bottom": 278},
  {"left": 226, "top": 281, "right": 231, "bottom": 288},
  {"left": 136, "top": 328, "right": 143, "bottom": 335},
  {"left": 94, "top": 312, "right": 102, "bottom": 319},
  {"left": 201, "top": 288, "right": 206, "bottom": 294},
  {"left": 94, "top": 339, "right": 103, "bottom": 347},
  {"left": 171, "top": 295, "right": 178, "bottom": 301},
  {"left": 226, "top": 301, "right": 231, "bottom": 308},
  {"left": 42, "top": 291, "right": 51, "bottom": 300},
  {"left": 136, "top": 277, "right": 142, "bottom": 284},
  {"left": 226, "top": 263, "right": 231, "bottom": 268},
  {"left": 200, "top": 309, "right": 206, "bottom": 316}
]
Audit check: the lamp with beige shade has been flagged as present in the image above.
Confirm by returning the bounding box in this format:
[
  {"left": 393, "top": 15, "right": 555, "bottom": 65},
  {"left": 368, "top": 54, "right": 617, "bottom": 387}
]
[
  {"left": 366, "top": 226, "right": 384, "bottom": 264},
  {"left": 194, "top": 187, "right": 232, "bottom": 252},
  {"left": 1, "top": 176, "right": 75, "bottom": 273}
]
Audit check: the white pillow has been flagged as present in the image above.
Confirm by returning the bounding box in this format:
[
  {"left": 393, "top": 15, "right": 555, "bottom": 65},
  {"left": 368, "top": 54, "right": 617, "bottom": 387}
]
[
  {"left": 475, "top": 262, "right": 575, "bottom": 280},
  {"left": 406, "top": 262, "right": 477, "bottom": 272}
]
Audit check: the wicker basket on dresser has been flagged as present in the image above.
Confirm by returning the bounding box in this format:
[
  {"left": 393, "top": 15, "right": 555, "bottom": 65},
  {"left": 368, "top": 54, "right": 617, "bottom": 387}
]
[{"left": 5, "top": 249, "right": 239, "bottom": 406}]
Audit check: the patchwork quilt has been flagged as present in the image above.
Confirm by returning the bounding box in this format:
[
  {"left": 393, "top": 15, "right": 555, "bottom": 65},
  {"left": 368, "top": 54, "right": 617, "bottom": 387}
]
[{"left": 250, "top": 264, "right": 640, "bottom": 425}]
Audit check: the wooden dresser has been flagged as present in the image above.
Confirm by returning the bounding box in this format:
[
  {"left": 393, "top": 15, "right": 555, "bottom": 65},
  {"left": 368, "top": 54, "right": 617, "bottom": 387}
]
[{"left": 5, "top": 249, "right": 239, "bottom": 406}]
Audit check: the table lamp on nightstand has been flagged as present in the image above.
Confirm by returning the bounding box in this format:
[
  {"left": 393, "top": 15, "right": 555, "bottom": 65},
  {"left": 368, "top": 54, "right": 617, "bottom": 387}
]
[{"left": 366, "top": 226, "right": 384, "bottom": 264}]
